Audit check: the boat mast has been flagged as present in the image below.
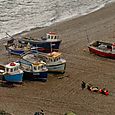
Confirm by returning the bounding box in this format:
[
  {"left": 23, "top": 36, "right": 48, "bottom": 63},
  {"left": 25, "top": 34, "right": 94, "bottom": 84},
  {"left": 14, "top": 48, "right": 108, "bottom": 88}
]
[
  {"left": 6, "top": 32, "right": 14, "bottom": 40},
  {"left": 50, "top": 43, "right": 53, "bottom": 53}
]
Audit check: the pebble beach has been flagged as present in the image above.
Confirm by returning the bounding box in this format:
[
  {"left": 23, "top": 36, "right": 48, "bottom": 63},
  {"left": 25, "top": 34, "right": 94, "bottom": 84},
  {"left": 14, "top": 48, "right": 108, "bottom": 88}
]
[{"left": 0, "top": 2, "right": 115, "bottom": 115}]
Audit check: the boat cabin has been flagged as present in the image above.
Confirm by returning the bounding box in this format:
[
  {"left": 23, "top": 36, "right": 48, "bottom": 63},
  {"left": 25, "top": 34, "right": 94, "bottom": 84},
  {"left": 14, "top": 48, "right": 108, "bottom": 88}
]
[
  {"left": 46, "top": 32, "right": 59, "bottom": 41},
  {"left": 20, "top": 54, "right": 47, "bottom": 72},
  {"left": 31, "top": 62, "right": 46, "bottom": 72},
  {"left": 42, "top": 52, "right": 62, "bottom": 63},
  {"left": 4, "top": 62, "right": 20, "bottom": 73}
]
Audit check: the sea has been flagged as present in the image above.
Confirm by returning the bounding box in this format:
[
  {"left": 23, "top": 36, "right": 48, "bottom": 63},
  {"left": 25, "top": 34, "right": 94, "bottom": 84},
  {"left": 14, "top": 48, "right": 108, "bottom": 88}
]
[{"left": 0, "top": 0, "right": 115, "bottom": 39}]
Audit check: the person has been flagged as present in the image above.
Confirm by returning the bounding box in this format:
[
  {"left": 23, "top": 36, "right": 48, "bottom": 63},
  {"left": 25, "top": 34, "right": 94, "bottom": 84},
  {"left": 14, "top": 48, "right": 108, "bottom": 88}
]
[{"left": 81, "top": 81, "right": 86, "bottom": 90}]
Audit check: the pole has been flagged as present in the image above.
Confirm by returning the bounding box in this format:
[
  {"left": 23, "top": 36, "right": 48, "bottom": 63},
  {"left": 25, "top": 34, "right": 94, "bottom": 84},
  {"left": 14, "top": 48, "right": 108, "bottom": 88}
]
[
  {"left": 6, "top": 32, "right": 14, "bottom": 39},
  {"left": 50, "top": 43, "right": 52, "bottom": 53}
]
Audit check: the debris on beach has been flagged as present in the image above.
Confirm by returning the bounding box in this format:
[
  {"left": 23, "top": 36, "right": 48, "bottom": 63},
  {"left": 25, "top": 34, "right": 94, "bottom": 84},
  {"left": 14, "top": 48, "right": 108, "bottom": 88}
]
[
  {"left": 81, "top": 81, "right": 109, "bottom": 96},
  {"left": 57, "top": 74, "right": 69, "bottom": 79},
  {"left": 34, "top": 110, "right": 44, "bottom": 115},
  {"left": 99, "top": 88, "right": 109, "bottom": 96},
  {"left": 64, "top": 111, "right": 77, "bottom": 115}
]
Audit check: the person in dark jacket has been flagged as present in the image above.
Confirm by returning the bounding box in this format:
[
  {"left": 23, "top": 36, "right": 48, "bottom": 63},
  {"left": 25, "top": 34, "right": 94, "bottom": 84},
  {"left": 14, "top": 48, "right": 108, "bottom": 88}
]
[{"left": 81, "top": 81, "right": 86, "bottom": 90}]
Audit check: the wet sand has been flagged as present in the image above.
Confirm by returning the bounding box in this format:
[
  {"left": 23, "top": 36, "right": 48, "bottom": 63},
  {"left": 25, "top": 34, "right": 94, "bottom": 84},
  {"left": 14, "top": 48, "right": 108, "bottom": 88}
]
[{"left": 0, "top": 2, "right": 115, "bottom": 115}]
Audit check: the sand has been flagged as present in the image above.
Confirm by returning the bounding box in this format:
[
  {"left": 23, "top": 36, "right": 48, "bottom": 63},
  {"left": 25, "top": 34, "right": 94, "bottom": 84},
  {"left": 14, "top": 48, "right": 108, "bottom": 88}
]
[{"left": 0, "top": 2, "right": 115, "bottom": 115}]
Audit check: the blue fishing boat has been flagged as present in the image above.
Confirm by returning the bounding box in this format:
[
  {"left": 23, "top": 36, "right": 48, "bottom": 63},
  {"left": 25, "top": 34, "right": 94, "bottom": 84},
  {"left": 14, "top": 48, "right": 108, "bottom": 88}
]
[
  {"left": 18, "top": 32, "right": 62, "bottom": 53},
  {"left": 19, "top": 53, "right": 48, "bottom": 82},
  {"left": 5, "top": 42, "right": 31, "bottom": 56},
  {"left": 36, "top": 52, "right": 66, "bottom": 73},
  {"left": 0, "top": 62, "right": 23, "bottom": 83}
]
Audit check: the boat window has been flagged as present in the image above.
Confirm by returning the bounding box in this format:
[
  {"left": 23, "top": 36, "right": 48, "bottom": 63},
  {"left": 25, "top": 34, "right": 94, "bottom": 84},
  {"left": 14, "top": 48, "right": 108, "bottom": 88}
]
[
  {"left": 33, "top": 66, "right": 37, "bottom": 70},
  {"left": 41, "top": 65, "right": 43, "bottom": 68},
  {"left": 38, "top": 66, "right": 40, "bottom": 70},
  {"left": 51, "top": 36, "right": 53, "bottom": 39},
  {"left": 54, "top": 36, "right": 57, "bottom": 39},
  {"left": 10, "top": 68, "right": 13, "bottom": 72},
  {"left": 48, "top": 35, "right": 50, "bottom": 39},
  {"left": 57, "top": 58, "right": 58, "bottom": 61},
  {"left": 55, "top": 58, "right": 57, "bottom": 62},
  {"left": 6, "top": 68, "right": 9, "bottom": 72}
]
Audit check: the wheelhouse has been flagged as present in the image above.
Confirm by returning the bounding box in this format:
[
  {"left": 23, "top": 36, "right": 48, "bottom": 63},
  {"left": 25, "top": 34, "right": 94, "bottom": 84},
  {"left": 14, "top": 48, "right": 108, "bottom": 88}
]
[
  {"left": 46, "top": 32, "right": 59, "bottom": 41},
  {"left": 41, "top": 52, "right": 62, "bottom": 63},
  {"left": 32, "top": 62, "right": 46, "bottom": 72},
  {"left": 5, "top": 62, "right": 20, "bottom": 73}
]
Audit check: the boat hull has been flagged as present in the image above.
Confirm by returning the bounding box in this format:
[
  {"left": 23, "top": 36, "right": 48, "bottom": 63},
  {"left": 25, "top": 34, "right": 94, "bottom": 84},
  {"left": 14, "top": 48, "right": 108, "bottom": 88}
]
[
  {"left": 19, "top": 39, "right": 62, "bottom": 53},
  {"left": 47, "top": 63, "right": 66, "bottom": 73},
  {"left": 7, "top": 47, "right": 25, "bottom": 56},
  {"left": 23, "top": 71, "right": 48, "bottom": 82},
  {"left": 3, "top": 73, "right": 23, "bottom": 83},
  {"left": 88, "top": 46, "right": 115, "bottom": 58}
]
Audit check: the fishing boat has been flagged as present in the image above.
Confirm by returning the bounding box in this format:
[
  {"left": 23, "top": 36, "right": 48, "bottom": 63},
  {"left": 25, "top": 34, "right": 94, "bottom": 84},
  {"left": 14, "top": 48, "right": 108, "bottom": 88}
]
[
  {"left": 0, "top": 62, "right": 23, "bottom": 83},
  {"left": 5, "top": 41, "right": 32, "bottom": 56},
  {"left": 18, "top": 32, "right": 62, "bottom": 53},
  {"left": 19, "top": 54, "right": 48, "bottom": 81},
  {"left": 88, "top": 40, "right": 115, "bottom": 58},
  {"left": 37, "top": 52, "right": 66, "bottom": 73}
]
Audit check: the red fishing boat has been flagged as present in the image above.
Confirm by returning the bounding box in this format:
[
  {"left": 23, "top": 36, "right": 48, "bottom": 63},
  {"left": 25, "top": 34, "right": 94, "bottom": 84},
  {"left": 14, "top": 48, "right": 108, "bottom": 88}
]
[{"left": 88, "top": 40, "right": 115, "bottom": 58}]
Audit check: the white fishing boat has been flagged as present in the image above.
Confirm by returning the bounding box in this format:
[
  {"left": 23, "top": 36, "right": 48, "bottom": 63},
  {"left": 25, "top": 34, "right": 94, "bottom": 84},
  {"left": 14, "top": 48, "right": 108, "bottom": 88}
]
[
  {"left": 19, "top": 53, "right": 48, "bottom": 81},
  {"left": 37, "top": 52, "right": 66, "bottom": 73}
]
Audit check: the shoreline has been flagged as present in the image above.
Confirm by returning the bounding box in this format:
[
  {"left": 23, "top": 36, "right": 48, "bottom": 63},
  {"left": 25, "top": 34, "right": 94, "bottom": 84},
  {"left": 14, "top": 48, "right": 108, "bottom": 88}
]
[{"left": 1, "top": 1, "right": 114, "bottom": 41}]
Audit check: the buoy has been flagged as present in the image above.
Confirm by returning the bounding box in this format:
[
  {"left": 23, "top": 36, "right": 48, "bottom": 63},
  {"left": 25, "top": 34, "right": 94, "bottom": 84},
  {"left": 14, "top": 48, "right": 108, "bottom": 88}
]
[{"left": 10, "top": 62, "right": 16, "bottom": 66}]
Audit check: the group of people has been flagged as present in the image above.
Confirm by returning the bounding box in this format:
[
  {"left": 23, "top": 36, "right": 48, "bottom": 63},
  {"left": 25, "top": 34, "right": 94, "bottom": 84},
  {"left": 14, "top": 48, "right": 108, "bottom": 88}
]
[{"left": 81, "top": 81, "right": 109, "bottom": 96}]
